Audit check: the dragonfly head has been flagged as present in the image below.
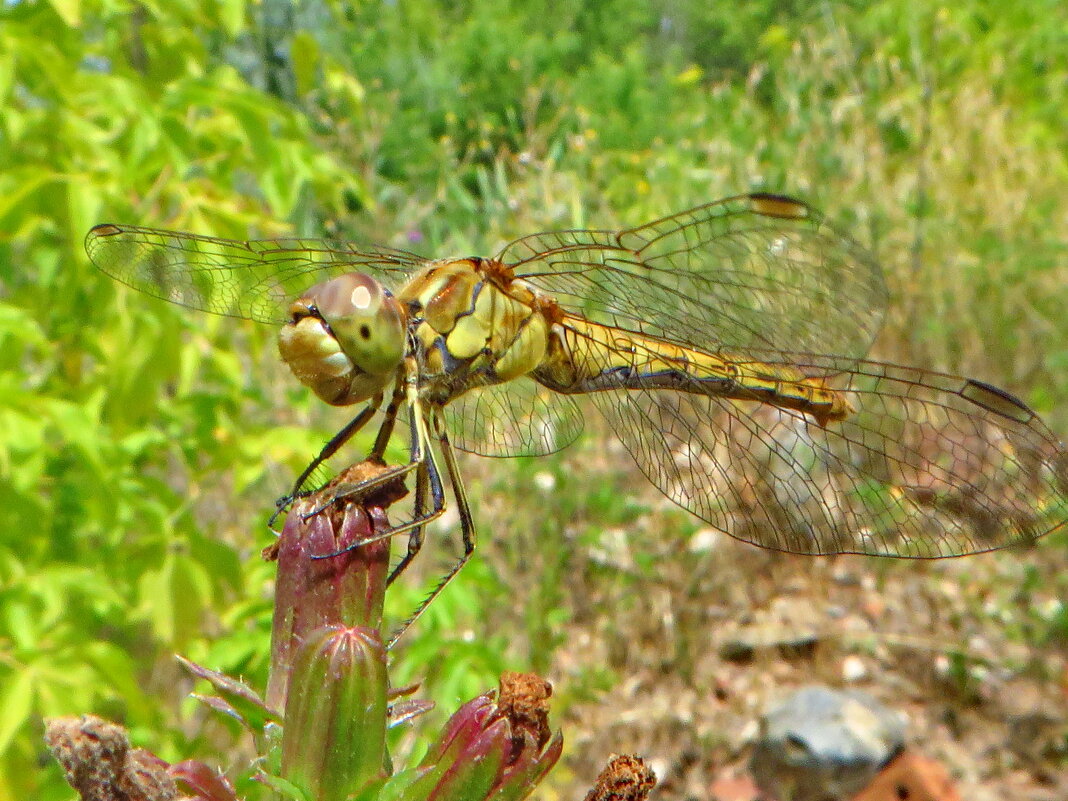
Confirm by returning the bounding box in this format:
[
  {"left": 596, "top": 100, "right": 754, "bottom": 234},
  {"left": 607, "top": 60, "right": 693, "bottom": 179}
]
[{"left": 279, "top": 273, "right": 406, "bottom": 406}]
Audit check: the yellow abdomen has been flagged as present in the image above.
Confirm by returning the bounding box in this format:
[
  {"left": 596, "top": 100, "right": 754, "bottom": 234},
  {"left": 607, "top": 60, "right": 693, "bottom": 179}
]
[{"left": 537, "top": 316, "right": 852, "bottom": 426}]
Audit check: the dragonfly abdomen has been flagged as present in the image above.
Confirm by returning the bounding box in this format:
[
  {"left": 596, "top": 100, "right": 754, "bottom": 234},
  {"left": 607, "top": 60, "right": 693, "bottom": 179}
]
[{"left": 537, "top": 317, "right": 852, "bottom": 427}]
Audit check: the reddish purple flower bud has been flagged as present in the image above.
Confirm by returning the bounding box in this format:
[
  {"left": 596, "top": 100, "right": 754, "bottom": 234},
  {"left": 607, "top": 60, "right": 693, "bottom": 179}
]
[
  {"left": 392, "top": 673, "right": 562, "bottom": 801},
  {"left": 267, "top": 462, "right": 406, "bottom": 710}
]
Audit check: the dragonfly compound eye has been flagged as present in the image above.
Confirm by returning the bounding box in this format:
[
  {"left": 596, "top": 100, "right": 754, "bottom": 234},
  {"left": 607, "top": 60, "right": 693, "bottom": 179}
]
[{"left": 302, "top": 273, "right": 406, "bottom": 377}]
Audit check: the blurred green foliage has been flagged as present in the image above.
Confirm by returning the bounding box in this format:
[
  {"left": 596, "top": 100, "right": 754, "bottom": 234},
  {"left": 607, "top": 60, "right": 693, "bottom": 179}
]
[{"left": 1, "top": 0, "right": 1067, "bottom": 798}]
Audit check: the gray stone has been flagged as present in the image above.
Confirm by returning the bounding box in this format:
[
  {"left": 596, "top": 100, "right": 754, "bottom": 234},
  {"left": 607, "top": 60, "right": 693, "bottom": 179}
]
[{"left": 749, "top": 686, "right": 906, "bottom": 801}]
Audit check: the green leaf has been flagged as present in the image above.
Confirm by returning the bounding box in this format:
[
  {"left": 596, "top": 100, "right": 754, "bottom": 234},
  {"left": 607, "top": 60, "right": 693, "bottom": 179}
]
[
  {"left": 0, "top": 670, "right": 35, "bottom": 757},
  {"left": 217, "top": 0, "right": 246, "bottom": 37},
  {"left": 256, "top": 772, "right": 312, "bottom": 801},
  {"left": 81, "top": 642, "right": 145, "bottom": 712},
  {"left": 2, "top": 601, "right": 41, "bottom": 653},
  {"left": 0, "top": 305, "right": 48, "bottom": 349},
  {"left": 0, "top": 37, "right": 14, "bottom": 106},
  {"left": 140, "top": 551, "right": 212, "bottom": 646},
  {"left": 46, "top": 0, "right": 81, "bottom": 27},
  {"left": 291, "top": 31, "right": 320, "bottom": 97},
  {"left": 177, "top": 656, "right": 277, "bottom": 731},
  {"left": 0, "top": 170, "right": 61, "bottom": 228}
]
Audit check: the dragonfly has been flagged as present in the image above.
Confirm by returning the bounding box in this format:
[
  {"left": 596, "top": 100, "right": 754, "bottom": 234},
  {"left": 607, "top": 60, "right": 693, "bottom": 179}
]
[{"left": 86, "top": 193, "right": 1068, "bottom": 640}]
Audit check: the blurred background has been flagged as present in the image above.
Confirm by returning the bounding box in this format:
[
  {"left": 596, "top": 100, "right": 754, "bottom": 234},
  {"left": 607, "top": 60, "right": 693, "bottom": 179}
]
[{"left": 1, "top": 1, "right": 1066, "bottom": 798}]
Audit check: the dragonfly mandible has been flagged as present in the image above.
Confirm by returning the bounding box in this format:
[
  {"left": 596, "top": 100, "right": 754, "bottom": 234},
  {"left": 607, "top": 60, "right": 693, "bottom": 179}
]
[{"left": 86, "top": 193, "right": 1068, "bottom": 640}]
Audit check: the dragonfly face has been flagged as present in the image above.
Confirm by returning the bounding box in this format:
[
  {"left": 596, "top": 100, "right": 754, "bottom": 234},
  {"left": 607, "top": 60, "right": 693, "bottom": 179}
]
[{"left": 279, "top": 273, "right": 407, "bottom": 406}]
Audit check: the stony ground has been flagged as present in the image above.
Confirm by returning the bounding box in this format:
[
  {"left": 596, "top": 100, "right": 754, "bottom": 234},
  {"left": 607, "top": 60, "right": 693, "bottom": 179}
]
[{"left": 547, "top": 542, "right": 1067, "bottom": 800}]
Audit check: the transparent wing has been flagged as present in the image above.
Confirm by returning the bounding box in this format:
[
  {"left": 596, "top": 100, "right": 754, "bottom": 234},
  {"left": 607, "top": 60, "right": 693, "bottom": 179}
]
[
  {"left": 443, "top": 378, "right": 584, "bottom": 457},
  {"left": 499, "top": 193, "right": 887, "bottom": 366},
  {"left": 585, "top": 350, "right": 1067, "bottom": 556},
  {"left": 85, "top": 224, "right": 427, "bottom": 325}
]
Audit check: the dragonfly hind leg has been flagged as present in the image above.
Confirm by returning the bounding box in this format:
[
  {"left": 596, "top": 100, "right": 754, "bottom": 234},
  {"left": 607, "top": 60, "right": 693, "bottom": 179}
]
[
  {"left": 312, "top": 405, "right": 476, "bottom": 649},
  {"left": 387, "top": 444, "right": 443, "bottom": 587},
  {"left": 386, "top": 417, "right": 476, "bottom": 648}
]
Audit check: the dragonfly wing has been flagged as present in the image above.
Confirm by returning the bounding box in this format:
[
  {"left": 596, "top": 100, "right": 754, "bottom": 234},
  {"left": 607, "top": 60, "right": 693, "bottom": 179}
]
[
  {"left": 85, "top": 224, "right": 426, "bottom": 324},
  {"left": 499, "top": 194, "right": 887, "bottom": 364},
  {"left": 589, "top": 355, "right": 1067, "bottom": 556},
  {"left": 444, "top": 378, "right": 584, "bottom": 457}
]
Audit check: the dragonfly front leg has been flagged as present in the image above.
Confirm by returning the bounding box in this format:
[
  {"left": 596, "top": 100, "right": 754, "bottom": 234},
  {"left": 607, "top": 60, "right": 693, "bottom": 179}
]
[
  {"left": 269, "top": 394, "right": 385, "bottom": 530},
  {"left": 370, "top": 379, "right": 406, "bottom": 461}
]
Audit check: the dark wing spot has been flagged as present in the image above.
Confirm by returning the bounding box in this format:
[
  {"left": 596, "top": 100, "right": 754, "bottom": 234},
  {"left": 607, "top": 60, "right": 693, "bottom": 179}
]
[{"left": 960, "top": 378, "right": 1034, "bottom": 424}]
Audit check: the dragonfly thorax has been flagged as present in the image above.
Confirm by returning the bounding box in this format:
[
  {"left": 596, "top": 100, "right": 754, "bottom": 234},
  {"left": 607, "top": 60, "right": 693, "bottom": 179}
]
[{"left": 278, "top": 273, "right": 406, "bottom": 406}]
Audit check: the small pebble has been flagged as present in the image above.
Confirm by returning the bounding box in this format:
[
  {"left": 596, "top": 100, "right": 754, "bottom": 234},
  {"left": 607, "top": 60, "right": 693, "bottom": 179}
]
[{"left": 842, "top": 655, "right": 867, "bottom": 682}]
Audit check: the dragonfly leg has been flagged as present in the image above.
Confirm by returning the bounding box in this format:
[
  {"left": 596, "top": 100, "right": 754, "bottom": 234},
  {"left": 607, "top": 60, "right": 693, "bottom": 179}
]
[
  {"left": 386, "top": 438, "right": 445, "bottom": 587},
  {"left": 309, "top": 483, "right": 445, "bottom": 557},
  {"left": 269, "top": 394, "right": 385, "bottom": 529},
  {"left": 311, "top": 409, "right": 448, "bottom": 566},
  {"left": 294, "top": 395, "right": 385, "bottom": 495},
  {"left": 370, "top": 380, "right": 405, "bottom": 461},
  {"left": 285, "top": 358, "right": 420, "bottom": 525},
  {"left": 387, "top": 413, "right": 475, "bottom": 649},
  {"left": 303, "top": 398, "right": 426, "bottom": 518}
]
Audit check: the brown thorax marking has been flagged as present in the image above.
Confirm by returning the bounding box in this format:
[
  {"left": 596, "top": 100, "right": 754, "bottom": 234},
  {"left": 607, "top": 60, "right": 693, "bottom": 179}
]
[{"left": 478, "top": 257, "right": 515, "bottom": 286}]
